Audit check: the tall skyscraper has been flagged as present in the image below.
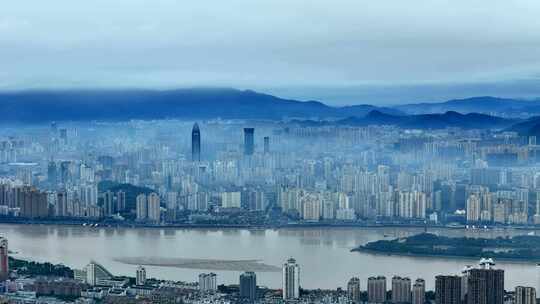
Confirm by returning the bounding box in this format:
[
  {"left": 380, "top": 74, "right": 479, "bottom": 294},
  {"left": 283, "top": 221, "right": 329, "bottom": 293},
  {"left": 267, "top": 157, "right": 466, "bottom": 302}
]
[
  {"left": 435, "top": 275, "right": 462, "bottom": 304},
  {"left": 116, "top": 190, "right": 126, "bottom": 212},
  {"left": 263, "top": 136, "right": 270, "bottom": 154},
  {"left": 412, "top": 278, "right": 426, "bottom": 304},
  {"left": 47, "top": 161, "right": 57, "bottom": 185},
  {"left": 136, "top": 194, "right": 148, "bottom": 221},
  {"left": 103, "top": 190, "right": 115, "bottom": 216},
  {"left": 136, "top": 266, "right": 146, "bottom": 285},
  {"left": 391, "top": 276, "right": 411, "bottom": 303},
  {"left": 367, "top": 276, "right": 387, "bottom": 303},
  {"left": 347, "top": 277, "right": 361, "bottom": 303},
  {"left": 239, "top": 271, "right": 257, "bottom": 302},
  {"left": 147, "top": 193, "right": 161, "bottom": 222},
  {"left": 515, "top": 286, "right": 536, "bottom": 304},
  {"left": 192, "top": 123, "right": 201, "bottom": 162},
  {"left": 244, "top": 128, "right": 255, "bottom": 156},
  {"left": 282, "top": 258, "right": 300, "bottom": 300},
  {"left": 0, "top": 237, "right": 8, "bottom": 281},
  {"left": 467, "top": 260, "right": 504, "bottom": 304}
]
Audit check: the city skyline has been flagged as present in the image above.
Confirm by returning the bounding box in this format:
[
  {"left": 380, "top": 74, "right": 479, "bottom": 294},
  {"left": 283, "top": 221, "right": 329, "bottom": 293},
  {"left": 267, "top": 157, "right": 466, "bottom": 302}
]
[{"left": 2, "top": 1, "right": 540, "bottom": 303}]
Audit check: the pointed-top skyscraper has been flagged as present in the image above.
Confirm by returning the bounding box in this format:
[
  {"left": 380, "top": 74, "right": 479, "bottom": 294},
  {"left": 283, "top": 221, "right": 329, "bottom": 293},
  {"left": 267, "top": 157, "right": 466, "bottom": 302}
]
[{"left": 192, "top": 123, "right": 201, "bottom": 162}]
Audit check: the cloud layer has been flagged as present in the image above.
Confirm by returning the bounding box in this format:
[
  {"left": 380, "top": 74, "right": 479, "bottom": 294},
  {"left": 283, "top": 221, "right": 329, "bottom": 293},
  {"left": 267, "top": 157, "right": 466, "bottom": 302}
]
[{"left": 1, "top": 0, "right": 540, "bottom": 104}]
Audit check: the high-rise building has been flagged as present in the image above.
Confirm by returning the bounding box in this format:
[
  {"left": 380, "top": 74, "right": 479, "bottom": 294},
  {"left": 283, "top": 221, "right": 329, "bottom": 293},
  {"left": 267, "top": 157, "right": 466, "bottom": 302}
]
[
  {"left": 147, "top": 193, "right": 160, "bottom": 222},
  {"left": 103, "top": 190, "right": 115, "bottom": 216},
  {"left": 466, "top": 194, "right": 481, "bottom": 222},
  {"left": 467, "top": 259, "right": 504, "bottom": 304},
  {"left": 47, "top": 161, "right": 57, "bottom": 185},
  {"left": 244, "top": 128, "right": 255, "bottom": 156},
  {"left": 391, "top": 276, "right": 411, "bottom": 303},
  {"left": 136, "top": 266, "right": 146, "bottom": 286},
  {"left": 81, "top": 261, "right": 114, "bottom": 286},
  {"left": 199, "top": 273, "right": 217, "bottom": 293},
  {"left": 239, "top": 271, "right": 257, "bottom": 302},
  {"left": 515, "top": 286, "right": 536, "bottom": 304},
  {"left": 412, "top": 278, "right": 426, "bottom": 304},
  {"left": 302, "top": 194, "right": 322, "bottom": 221},
  {"left": 20, "top": 187, "right": 48, "bottom": 219},
  {"left": 116, "top": 190, "right": 126, "bottom": 212},
  {"left": 367, "top": 276, "right": 387, "bottom": 303},
  {"left": 136, "top": 194, "right": 147, "bottom": 221},
  {"left": 282, "top": 258, "right": 300, "bottom": 300},
  {"left": 221, "top": 191, "right": 241, "bottom": 208},
  {"left": 59, "top": 128, "right": 68, "bottom": 145},
  {"left": 435, "top": 275, "right": 462, "bottom": 304},
  {"left": 55, "top": 191, "right": 68, "bottom": 217},
  {"left": 347, "top": 277, "right": 361, "bottom": 303},
  {"left": 192, "top": 123, "right": 201, "bottom": 162},
  {"left": 0, "top": 237, "right": 8, "bottom": 281},
  {"left": 263, "top": 136, "right": 270, "bottom": 154}
]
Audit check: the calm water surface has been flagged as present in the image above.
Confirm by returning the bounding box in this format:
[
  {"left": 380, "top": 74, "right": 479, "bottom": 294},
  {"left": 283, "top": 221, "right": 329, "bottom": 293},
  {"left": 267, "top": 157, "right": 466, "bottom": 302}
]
[{"left": 1, "top": 224, "right": 538, "bottom": 290}]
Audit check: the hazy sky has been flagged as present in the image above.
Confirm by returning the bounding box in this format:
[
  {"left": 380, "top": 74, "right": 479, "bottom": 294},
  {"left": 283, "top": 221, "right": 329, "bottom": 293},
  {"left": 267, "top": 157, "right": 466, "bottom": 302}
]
[{"left": 2, "top": 0, "right": 540, "bottom": 105}]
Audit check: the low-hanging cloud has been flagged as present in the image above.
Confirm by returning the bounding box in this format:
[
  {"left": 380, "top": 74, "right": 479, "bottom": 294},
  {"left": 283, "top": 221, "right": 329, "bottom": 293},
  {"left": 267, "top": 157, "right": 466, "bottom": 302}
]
[{"left": 1, "top": 0, "right": 540, "bottom": 104}]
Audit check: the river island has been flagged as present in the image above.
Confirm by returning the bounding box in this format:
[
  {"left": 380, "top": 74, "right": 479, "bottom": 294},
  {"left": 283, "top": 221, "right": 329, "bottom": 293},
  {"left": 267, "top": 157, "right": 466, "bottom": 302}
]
[{"left": 352, "top": 233, "right": 540, "bottom": 262}]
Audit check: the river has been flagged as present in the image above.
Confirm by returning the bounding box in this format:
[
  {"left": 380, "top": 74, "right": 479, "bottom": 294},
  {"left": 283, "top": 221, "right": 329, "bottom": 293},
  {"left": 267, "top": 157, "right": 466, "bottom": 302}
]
[{"left": 1, "top": 224, "right": 538, "bottom": 290}]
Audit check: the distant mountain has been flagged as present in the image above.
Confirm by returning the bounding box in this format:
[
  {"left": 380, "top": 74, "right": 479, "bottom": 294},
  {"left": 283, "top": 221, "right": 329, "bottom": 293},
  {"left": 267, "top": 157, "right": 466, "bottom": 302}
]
[
  {"left": 506, "top": 116, "right": 540, "bottom": 136},
  {"left": 396, "top": 96, "right": 540, "bottom": 116},
  {"left": 293, "top": 110, "right": 515, "bottom": 130},
  {"left": 0, "top": 88, "right": 403, "bottom": 123}
]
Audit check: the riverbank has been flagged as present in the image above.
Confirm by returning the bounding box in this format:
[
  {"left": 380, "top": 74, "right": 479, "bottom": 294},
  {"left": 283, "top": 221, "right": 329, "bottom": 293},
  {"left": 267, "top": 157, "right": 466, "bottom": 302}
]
[
  {"left": 2, "top": 216, "right": 540, "bottom": 231},
  {"left": 353, "top": 247, "right": 540, "bottom": 264},
  {"left": 352, "top": 233, "right": 540, "bottom": 263}
]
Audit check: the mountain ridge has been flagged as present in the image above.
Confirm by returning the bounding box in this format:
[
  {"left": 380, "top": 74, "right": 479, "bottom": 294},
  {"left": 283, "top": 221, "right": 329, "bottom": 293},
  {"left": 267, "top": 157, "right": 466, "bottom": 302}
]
[
  {"left": 0, "top": 88, "right": 402, "bottom": 123},
  {"left": 396, "top": 96, "right": 540, "bottom": 115},
  {"left": 292, "top": 110, "right": 516, "bottom": 130},
  {"left": 0, "top": 88, "right": 539, "bottom": 124}
]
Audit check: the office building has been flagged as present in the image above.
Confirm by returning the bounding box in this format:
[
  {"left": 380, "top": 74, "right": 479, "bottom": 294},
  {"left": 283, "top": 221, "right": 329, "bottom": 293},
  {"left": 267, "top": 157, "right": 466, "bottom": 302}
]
[
  {"left": 192, "top": 123, "right": 201, "bottom": 162},
  {"left": 347, "top": 277, "right": 361, "bottom": 303},
  {"left": 239, "top": 271, "right": 257, "bottom": 302},
  {"left": 282, "top": 258, "right": 300, "bottom": 300},
  {"left": 136, "top": 266, "right": 146, "bottom": 286},
  {"left": 47, "top": 161, "right": 57, "bottom": 185},
  {"left": 0, "top": 237, "right": 8, "bottom": 281},
  {"left": 368, "top": 276, "right": 387, "bottom": 303},
  {"left": 435, "top": 275, "right": 462, "bottom": 304},
  {"left": 244, "top": 128, "right": 255, "bottom": 156}
]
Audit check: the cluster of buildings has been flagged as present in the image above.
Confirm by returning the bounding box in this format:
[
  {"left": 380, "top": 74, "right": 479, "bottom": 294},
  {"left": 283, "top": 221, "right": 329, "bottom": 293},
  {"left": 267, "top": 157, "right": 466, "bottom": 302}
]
[{"left": 1, "top": 121, "right": 540, "bottom": 228}]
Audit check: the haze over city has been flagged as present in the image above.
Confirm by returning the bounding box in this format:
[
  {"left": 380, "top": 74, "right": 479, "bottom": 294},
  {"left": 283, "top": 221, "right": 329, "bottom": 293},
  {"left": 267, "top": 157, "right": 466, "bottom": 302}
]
[{"left": 3, "top": 1, "right": 540, "bottom": 304}]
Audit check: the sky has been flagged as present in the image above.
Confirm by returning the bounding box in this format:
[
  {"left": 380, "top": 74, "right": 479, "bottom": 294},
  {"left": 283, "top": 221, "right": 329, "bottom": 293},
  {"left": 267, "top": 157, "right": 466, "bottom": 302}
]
[{"left": 1, "top": 0, "right": 540, "bottom": 105}]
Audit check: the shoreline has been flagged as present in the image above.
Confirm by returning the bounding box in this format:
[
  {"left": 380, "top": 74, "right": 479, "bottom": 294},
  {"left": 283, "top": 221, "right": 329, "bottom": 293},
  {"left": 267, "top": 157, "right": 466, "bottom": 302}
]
[
  {"left": 352, "top": 247, "right": 540, "bottom": 264},
  {"left": 2, "top": 217, "right": 540, "bottom": 231}
]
